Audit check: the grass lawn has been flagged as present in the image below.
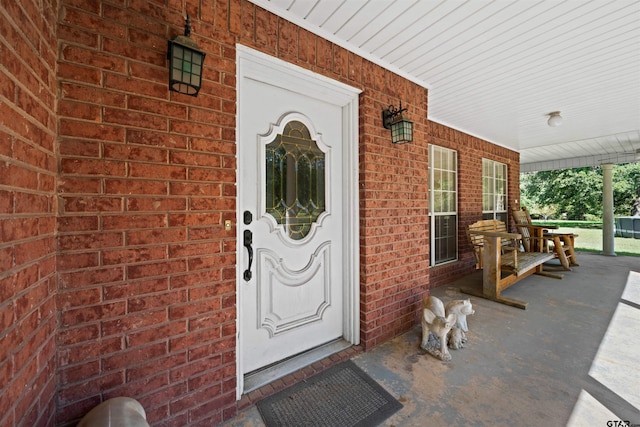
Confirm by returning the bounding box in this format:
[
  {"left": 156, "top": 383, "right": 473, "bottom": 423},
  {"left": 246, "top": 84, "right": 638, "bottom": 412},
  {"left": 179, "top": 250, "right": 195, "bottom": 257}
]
[{"left": 536, "top": 225, "right": 640, "bottom": 257}]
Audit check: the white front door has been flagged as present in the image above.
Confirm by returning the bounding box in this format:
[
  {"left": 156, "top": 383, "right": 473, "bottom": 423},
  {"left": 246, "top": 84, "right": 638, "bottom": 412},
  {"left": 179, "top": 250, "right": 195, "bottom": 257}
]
[{"left": 237, "top": 46, "right": 360, "bottom": 389}]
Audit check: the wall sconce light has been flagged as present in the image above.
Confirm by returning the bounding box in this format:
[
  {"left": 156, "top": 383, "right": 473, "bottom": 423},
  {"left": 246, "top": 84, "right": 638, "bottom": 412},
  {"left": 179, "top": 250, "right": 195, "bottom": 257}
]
[
  {"left": 167, "top": 14, "right": 206, "bottom": 96},
  {"left": 382, "top": 101, "right": 413, "bottom": 144},
  {"left": 547, "top": 111, "right": 563, "bottom": 127}
]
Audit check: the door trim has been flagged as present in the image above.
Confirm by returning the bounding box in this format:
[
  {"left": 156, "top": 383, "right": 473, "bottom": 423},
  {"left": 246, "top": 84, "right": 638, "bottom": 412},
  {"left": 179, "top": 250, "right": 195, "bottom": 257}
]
[{"left": 235, "top": 45, "right": 361, "bottom": 399}]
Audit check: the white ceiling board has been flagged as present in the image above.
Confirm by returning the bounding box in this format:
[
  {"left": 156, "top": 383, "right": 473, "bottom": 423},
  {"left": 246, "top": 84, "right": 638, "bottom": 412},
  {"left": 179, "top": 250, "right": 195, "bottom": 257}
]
[
  {"left": 320, "top": 1, "right": 369, "bottom": 34},
  {"left": 249, "top": 0, "right": 640, "bottom": 171},
  {"left": 288, "top": 1, "right": 316, "bottom": 16}
]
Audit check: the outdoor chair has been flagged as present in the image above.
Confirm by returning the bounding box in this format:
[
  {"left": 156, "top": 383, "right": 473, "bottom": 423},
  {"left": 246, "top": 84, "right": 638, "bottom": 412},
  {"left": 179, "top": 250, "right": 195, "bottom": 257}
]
[{"left": 510, "top": 206, "right": 579, "bottom": 271}]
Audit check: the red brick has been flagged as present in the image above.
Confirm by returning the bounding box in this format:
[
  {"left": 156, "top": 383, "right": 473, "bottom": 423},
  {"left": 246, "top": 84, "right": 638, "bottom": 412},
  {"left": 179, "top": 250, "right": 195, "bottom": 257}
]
[
  {"left": 16, "top": 87, "right": 52, "bottom": 130},
  {"left": 129, "top": 163, "right": 187, "bottom": 180},
  {"left": 127, "top": 129, "right": 188, "bottom": 149},
  {"left": 57, "top": 23, "right": 99, "bottom": 49},
  {"left": 59, "top": 139, "right": 100, "bottom": 158},
  {"left": 190, "top": 283, "right": 232, "bottom": 300},
  {"left": 57, "top": 323, "right": 100, "bottom": 347},
  {"left": 57, "top": 216, "right": 99, "bottom": 232},
  {"left": 58, "top": 99, "right": 101, "bottom": 121},
  {"left": 102, "top": 4, "right": 167, "bottom": 37},
  {"left": 126, "top": 321, "right": 187, "bottom": 347},
  {"left": 58, "top": 336, "right": 123, "bottom": 367},
  {"left": 127, "top": 289, "right": 187, "bottom": 313},
  {"left": 103, "top": 108, "right": 168, "bottom": 131},
  {"left": 169, "top": 182, "right": 221, "bottom": 197},
  {"left": 58, "top": 371, "right": 125, "bottom": 404},
  {"left": 15, "top": 238, "right": 54, "bottom": 265},
  {"left": 101, "top": 309, "right": 168, "bottom": 337},
  {"left": 61, "top": 44, "right": 126, "bottom": 72},
  {"left": 126, "top": 259, "right": 187, "bottom": 280},
  {"left": 168, "top": 212, "right": 222, "bottom": 227},
  {"left": 170, "top": 270, "right": 223, "bottom": 288},
  {"left": 126, "top": 197, "right": 186, "bottom": 212},
  {"left": 126, "top": 227, "right": 187, "bottom": 245},
  {"left": 60, "top": 2, "right": 105, "bottom": 24},
  {"left": 56, "top": 251, "right": 99, "bottom": 270},
  {"left": 104, "top": 72, "right": 167, "bottom": 98},
  {"left": 60, "top": 82, "right": 126, "bottom": 107},
  {"left": 66, "top": 195, "right": 123, "bottom": 220},
  {"left": 126, "top": 352, "right": 187, "bottom": 382},
  {"left": 128, "top": 95, "right": 187, "bottom": 117},
  {"left": 102, "top": 213, "right": 167, "bottom": 230},
  {"left": 169, "top": 299, "right": 221, "bottom": 321},
  {"left": 60, "top": 267, "right": 124, "bottom": 289},
  {"left": 58, "top": 360, "right": 100, "bottom": 388},
  {"left": 102, "top": 342, "right": 168, "bottom": 371},
  {"left": 168, "top": 241, "right": 221, "bottom": 259},
  {"left": 169, "top": 151, "right": 221, "bottom": 168},
  {"left": 105, "top": 178, "right": 168, "bottom": 195},
  {"left": 59, "top": 120, "right": 125, "bottom": 142},
  {"left": 102, "top": 246, "right": 167, "bottom": 266},
  {"left": 103, "top": 278, "right": 169, "bottom": 300}
]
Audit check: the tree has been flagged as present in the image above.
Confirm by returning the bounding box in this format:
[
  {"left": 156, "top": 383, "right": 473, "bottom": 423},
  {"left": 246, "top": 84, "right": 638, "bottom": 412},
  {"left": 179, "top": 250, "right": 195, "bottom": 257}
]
[
  {"left": 521, "top": 167, "right": 601, "bottom": 219},
  {"left": 613, "top": 163, "right": 640, "bottom": 215},
  {"left": 520, "top": 163, "right": 640, "bottom": 220}
]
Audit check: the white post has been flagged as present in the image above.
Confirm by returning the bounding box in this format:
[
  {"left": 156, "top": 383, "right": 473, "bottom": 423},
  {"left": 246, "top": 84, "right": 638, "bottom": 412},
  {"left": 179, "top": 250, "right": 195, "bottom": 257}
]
[{"left": 601, "top": 163, "right": 616, "bottom": 256}]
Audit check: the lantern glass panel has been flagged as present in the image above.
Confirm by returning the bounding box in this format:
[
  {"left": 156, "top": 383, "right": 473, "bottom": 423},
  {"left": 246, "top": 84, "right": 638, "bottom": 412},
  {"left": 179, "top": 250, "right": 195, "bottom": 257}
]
[
  {"left": 168, "top": 38, "right": 205, "bottom": 96},
  {"left": 391, "top": 119, "right": 413, "bottom": 144}
]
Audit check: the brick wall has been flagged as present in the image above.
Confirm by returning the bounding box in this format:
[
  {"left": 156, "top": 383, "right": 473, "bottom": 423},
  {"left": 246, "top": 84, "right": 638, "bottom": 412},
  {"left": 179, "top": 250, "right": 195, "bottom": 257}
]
[
  {"left": 428, "top": 121, "right": 520, "bottom": 289},
  {"left": 55, "top": 1, "right": 237, "bottom": 425},
  {"left": 358, "top": 86, "right": 430, "bottom": 348},
  {"left": 0, "top": 0, "right": 59, "bottom": 426}
]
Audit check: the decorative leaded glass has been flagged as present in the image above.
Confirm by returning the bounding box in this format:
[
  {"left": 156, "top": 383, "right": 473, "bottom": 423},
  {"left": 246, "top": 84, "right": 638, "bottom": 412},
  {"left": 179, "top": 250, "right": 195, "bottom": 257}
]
[{"left": 265, "top": 121, "right": 326, "bottom": 240}]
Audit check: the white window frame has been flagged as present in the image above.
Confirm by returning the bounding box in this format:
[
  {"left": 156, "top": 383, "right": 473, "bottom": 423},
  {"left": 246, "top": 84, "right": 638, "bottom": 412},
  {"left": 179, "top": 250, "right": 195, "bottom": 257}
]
[
  {"left": 429, "top": 145, "right": 458, "bottom": 266},
  {"left": 482, "top": 158, "right": 508, "bottom": 221}
]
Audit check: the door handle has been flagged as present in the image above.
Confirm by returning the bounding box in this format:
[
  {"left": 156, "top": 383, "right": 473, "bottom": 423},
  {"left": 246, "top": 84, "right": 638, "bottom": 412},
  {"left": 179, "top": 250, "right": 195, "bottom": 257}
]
[{"left": 243, "top": 230, "right": 253, "bottom": 281}]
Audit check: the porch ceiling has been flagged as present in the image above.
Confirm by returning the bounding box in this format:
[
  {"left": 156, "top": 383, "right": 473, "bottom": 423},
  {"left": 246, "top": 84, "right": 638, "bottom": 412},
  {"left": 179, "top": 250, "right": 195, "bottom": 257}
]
[{"left": 249, "top": 0, "right": 640, "bottom": 171}]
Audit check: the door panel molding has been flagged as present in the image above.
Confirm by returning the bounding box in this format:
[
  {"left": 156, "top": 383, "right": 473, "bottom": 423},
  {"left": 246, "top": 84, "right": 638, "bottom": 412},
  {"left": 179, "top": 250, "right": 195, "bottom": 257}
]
[{"left": 257, "top": 243, "right": 331, "bottom": 337}]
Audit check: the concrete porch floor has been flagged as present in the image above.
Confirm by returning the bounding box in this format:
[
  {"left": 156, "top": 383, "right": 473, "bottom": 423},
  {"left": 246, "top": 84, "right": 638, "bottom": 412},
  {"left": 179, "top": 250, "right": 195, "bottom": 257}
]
[{"left": 224, "top": 252, "right": 640, "bottom": 426}]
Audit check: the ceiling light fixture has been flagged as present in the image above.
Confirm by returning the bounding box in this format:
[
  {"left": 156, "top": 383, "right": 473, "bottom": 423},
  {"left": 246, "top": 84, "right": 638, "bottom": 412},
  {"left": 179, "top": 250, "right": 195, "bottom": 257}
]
[{"left": 547, "top": 111, "right": 563, "bottom": 127}]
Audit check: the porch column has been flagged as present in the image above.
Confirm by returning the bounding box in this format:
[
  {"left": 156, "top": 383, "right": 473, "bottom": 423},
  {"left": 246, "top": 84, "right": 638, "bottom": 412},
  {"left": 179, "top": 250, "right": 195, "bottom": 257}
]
[{"left": 602, "top": 163, "right": 616, "bottom": 256}]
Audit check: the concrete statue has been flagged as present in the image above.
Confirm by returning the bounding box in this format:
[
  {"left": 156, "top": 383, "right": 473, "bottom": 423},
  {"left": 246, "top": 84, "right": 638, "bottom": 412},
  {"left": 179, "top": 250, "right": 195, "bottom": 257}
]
[{"left": 421, "top": 296, "right": 457, "bottom": 361}]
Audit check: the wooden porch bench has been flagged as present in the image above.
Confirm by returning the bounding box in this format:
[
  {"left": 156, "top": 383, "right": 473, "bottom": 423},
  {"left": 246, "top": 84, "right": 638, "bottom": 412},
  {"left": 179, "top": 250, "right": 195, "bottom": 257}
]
[{"left": 461, "top": 219, "right": 557, "bottom": 309}]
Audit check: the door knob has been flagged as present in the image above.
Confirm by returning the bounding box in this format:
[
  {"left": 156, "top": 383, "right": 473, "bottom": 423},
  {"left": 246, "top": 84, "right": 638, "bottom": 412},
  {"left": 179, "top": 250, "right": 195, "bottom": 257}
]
[{"left": 243, "top": 229, "right": 253, "bottom": 281}]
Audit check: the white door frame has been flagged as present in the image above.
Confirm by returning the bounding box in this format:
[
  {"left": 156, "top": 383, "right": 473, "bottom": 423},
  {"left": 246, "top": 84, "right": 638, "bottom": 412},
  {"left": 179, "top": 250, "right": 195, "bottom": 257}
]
[{"left": 235, "top": 45, "right": 361, "bottom": 398}]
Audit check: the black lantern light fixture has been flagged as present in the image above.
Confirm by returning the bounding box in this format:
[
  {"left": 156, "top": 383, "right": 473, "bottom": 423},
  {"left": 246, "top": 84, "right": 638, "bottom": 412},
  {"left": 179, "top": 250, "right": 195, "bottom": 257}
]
[
  {"left": 382, "top": 101, "right": 413, "bottom": 144},
  {"left": 167, "top": 14, "right": 206, "bottom": 96}
]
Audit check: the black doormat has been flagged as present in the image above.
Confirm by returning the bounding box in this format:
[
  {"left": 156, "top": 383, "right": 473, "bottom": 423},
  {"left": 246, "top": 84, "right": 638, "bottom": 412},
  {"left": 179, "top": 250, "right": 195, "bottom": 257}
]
[{"left": 256, "top": 360, "right": 402, "bottom": 427}]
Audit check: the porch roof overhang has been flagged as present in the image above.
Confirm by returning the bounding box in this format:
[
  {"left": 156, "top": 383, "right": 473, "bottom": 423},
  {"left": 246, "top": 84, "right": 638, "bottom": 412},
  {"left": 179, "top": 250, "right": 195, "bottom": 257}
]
[{"left": 249, "top": 0, "right": 640, "bottom": 172}]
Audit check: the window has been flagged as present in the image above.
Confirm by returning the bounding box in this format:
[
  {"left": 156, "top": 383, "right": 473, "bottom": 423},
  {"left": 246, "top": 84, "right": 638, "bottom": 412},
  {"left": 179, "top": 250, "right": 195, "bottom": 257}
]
[
  {"left": 265, "top": 121, "right": 326, "bottom": 240},
  {"left": 482, "top": 159, "right": 508, "bottom": 222},
  {"left": 429, "top": 145, "right": 457, "bottom": 265}
]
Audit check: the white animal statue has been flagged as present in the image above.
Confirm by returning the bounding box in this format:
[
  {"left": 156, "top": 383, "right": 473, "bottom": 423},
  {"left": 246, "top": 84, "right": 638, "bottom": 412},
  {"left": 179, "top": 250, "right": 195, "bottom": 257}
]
[
  {"left": 445, "top": 299, "right": 475, "bottom": 350},
  {"left": 445, "top": 298, "right": 475, "bottom": 332},
  {"left": 78, "top": 397, "right": 150, "bottom": 427},
  {"left": 448, "top": 327, "right": 466, "bottom": 350},
  {"left": 421, "top": 296, "right": 457, "bottom": 361}
]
